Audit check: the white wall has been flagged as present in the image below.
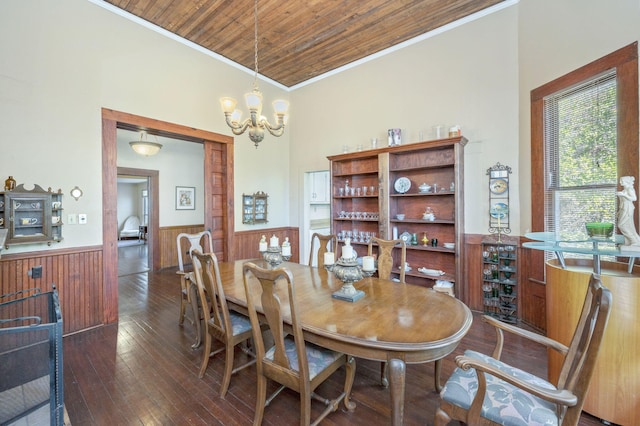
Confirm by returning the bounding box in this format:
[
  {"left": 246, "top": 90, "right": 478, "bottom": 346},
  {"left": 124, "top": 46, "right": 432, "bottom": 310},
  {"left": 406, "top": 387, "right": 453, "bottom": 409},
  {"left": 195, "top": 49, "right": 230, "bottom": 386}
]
[
  {"left": 117, "top": 131, "right": 205, "bottom": 227},
  {"left": 0, "top": 0, "right": 290, "bottom": 254},
  {"left": 516, "top": 0, "right": 640, "bottom": 233},
  {"left": 116, "top": 182, "right": 141, "bottom": 229},
  {"left": 290, "top": 5, "right": 520, "bottom": 235}
]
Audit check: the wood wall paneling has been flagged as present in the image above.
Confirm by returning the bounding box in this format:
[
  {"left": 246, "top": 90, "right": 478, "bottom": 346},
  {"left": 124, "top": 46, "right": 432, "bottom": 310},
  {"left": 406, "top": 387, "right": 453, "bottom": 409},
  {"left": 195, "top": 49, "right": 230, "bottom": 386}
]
[
  {"left": 234, "top": 227, "right": 300, "bottom": 263},
  {"left": 1, "top": 230, "right": 548, "bottom": 336},
  {"left": 0, "top": 247, "right": 104, "bottom": 335}
]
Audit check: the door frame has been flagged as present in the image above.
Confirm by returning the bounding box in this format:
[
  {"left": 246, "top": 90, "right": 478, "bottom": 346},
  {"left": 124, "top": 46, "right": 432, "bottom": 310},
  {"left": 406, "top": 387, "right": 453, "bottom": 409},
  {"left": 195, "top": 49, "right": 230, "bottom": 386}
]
[{"left": 102, "top": 108, "right": 234, "bottom": 324}]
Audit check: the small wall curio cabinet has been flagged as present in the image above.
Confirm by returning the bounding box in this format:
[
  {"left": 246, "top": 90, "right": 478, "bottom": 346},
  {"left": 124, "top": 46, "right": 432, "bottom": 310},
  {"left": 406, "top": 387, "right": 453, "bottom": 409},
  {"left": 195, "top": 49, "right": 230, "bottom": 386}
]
[
  {"left": 242, "top": 191, "right": 268, "bottom": 225},
  {"left": 328, "top": 137, "right": 466, "bottom": 296},
  {"left": 1, "top": 184, "right": 63, "bottom": 248},
  {"left": 481, "top": 238, "right": 518, "bottom": 323}
]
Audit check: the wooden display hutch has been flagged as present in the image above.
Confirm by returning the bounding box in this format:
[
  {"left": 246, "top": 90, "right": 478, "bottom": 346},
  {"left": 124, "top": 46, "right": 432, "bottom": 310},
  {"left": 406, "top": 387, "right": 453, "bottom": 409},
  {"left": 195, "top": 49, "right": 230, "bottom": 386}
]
[
  {"left": 328, "top": 137, "right": 466, "bottom": 293},
  {"left": 0, "top": 184, "right": 63, "bottom": 248}
]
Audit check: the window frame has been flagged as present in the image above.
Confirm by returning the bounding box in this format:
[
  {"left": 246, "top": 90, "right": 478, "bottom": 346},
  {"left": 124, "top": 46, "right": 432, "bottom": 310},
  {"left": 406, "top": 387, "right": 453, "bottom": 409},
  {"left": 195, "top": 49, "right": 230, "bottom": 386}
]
[{"left": 530, "top": 42, "right": 638, "bottom": 281}]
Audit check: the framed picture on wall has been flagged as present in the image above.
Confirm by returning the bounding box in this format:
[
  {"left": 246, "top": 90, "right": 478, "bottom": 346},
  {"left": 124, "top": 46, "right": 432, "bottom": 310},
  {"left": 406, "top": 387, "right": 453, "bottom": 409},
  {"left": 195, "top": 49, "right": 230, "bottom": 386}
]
[{"left": 176, "top": 186, "right": 195, "bottom": 210}]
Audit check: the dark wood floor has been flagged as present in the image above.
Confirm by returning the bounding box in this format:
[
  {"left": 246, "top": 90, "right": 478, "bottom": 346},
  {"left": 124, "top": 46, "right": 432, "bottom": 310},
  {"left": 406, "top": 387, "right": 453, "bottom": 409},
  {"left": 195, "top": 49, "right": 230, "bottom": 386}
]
[{"left": 63, "top": 252, "right": 607, "bottom": 425}]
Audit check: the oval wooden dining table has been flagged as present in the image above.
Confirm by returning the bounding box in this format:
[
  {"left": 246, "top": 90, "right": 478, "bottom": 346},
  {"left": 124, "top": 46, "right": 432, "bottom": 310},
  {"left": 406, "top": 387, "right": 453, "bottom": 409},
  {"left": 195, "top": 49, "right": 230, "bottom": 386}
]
[{"left": 217, "top": 259, "right": 473, "bottom": 425}]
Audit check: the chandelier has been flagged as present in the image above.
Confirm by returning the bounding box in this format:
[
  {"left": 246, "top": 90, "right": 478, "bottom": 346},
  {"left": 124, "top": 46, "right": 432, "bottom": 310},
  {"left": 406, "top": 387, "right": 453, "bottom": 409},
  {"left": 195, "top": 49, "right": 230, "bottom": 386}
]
[{"left": 220, "top": 0, "right": 289, "bottom": 148}]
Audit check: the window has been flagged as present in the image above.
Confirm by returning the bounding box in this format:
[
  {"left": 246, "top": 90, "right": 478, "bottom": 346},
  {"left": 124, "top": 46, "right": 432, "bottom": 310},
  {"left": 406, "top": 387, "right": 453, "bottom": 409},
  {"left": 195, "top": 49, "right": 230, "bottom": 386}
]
[
  {"left": 531, "top": 43, "right": 638, "bottom": 277},
  {"left": 544, "top": 70, "right": 617, "bottom": 241}
]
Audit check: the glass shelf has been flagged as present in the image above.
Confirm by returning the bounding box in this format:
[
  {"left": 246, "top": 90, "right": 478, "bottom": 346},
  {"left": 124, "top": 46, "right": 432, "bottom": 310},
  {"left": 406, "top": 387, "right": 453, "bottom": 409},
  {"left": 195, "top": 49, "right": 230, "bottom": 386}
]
[{"left": 524, "top": 232, "right": 637, "bottom": 274}]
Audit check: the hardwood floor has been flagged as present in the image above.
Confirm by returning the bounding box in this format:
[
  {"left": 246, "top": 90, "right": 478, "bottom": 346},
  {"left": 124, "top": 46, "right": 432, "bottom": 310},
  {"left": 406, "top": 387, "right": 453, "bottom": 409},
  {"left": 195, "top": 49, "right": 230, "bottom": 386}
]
[{"left": 63, "top": 264, "right": 608, "bottom": 425}]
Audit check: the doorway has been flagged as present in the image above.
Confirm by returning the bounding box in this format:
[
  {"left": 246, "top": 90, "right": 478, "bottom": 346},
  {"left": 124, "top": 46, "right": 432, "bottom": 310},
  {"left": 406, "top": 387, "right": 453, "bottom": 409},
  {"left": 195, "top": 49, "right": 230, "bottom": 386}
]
[
  {"left": 116, "top": 172, "right": 155, "bottom": 276},
  {"left": 102, "top": 108, "right": 235, "bottom": 325}
]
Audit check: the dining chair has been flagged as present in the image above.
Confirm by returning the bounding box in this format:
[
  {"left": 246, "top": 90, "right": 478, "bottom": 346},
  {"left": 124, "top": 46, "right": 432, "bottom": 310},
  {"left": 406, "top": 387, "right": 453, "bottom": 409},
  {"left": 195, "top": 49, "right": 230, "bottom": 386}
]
[
  {"left": 308, "top": 232, "right": 337, "bottom": 268},
  {"left": 367, "top": 237, "right": 406, "bottom": 283},
  {"left": 242, "top": 262, "right": 357, "bottom": 425},
  {"left": 176, "top": 230, "right": 213, "bottom": 348},
  {"left": 435, "top": 273, "right": 612, "bottom": 426},
  {"left": 191, "top": 250, "right": 256, "bottom": 398},
  {"left": 367, "top": 237, "right": 408, "bottom": 387}
]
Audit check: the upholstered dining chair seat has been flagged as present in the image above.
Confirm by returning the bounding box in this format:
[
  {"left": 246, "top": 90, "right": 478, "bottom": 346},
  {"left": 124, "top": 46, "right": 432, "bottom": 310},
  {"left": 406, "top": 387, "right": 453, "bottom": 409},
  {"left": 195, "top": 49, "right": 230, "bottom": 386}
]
[
  {"left": 266, "top": 337, "right": 344, "bottom": 380},
  {"left": 226, "top": 310, "right": 253, "bottom": 335},
  {"left": 440, "top": 349, "right": 559, "bottom": 426}
]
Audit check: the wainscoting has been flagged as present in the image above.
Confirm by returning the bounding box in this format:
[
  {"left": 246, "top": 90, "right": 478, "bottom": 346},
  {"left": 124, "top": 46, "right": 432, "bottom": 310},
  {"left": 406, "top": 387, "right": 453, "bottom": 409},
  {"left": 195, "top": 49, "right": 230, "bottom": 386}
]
[
  {"left": 157, "top": 224, "right": 208, "bottom": 270},
  {"left": 1, "top": 229, "right": 548, "bottom": 337},
  {"left": 0, "top": 246, "right": 104, "bottom": 335},
  {"left": 234, "top": 227, "right": 300, "bottom": 263}
]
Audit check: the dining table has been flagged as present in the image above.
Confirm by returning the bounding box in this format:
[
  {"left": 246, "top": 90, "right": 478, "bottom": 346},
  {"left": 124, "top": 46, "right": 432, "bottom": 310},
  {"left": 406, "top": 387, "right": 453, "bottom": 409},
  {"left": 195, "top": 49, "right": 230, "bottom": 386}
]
[{"left": 216, "top": 259, "right": 473, "bottom": 425}]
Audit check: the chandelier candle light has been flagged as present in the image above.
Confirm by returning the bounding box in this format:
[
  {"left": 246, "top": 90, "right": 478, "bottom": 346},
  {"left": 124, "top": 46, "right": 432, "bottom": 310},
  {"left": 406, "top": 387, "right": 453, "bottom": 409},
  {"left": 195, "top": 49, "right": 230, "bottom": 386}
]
[
  {"left": 325, "top": 238, "right": 374, "bottom": 302},
  {"left": 220, "top": 0, "right": 289, "bottom": 148}
]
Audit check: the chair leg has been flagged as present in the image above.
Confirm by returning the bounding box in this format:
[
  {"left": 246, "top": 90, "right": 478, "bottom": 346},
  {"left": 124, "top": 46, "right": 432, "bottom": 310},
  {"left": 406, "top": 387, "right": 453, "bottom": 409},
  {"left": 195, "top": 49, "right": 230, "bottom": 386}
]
[
  {"left": 189, "top": 283, "right": 202, "bottom": 349},
  {"left": 433, "top": 359, "right": 443, "bottom": 392},
  {"left": 198, "top": 334, "right": 212, "bottom": 378},
  {"left": 219, "top": 342, "right": 235, "bottom": 398},
  {"left": 380, "top": 361, "right": 389, "bottom": 387},
  {"left": 253, "top": 375, "right": 267, "bottom": 426},
  {"left": 300, "top": 388, "right": 312, "bottom": 426},
  {"left": 178, "top": 296, "right": 186, "bottom": 326},
  {"left": 434, "top": 406, "right": 452, "bottom": 425},
  {"left": 343, "top": 355, "right": 357, "bottom": 411}
]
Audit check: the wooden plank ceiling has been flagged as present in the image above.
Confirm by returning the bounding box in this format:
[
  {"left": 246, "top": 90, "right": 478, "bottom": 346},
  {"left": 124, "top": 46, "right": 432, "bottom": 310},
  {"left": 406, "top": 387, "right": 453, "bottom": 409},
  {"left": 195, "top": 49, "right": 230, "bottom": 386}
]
[{"left": 105, "top": 0, "right": 506, "bottom": 87}]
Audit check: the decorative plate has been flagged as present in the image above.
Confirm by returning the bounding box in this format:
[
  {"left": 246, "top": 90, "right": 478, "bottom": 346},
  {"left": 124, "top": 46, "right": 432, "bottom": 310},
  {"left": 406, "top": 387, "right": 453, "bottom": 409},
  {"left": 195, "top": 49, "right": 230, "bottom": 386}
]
[
  {"left": 490, "top": 178, "right": 508, "bottom": 194},
  {"left": 399, "top": 231, "right": 412, "bottom": 243},
  {"left": 490, "top": 202, "right": 509, "bottom": 218},
  {"left": 394, "top": 177, "right": 411, "bottom": 194}
]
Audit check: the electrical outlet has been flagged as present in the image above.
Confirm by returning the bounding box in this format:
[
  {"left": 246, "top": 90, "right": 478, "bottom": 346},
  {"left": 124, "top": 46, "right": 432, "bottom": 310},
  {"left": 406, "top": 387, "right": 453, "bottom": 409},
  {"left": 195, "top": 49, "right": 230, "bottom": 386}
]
[
  {"left": 78, "top": 213, "right": 87, "bottom": 224},
  {"left": 68, "top": 214, "right": 77, "bottom": 225},
  {"left": 29, "top": 266, "right": 43, "bottom": 278}
]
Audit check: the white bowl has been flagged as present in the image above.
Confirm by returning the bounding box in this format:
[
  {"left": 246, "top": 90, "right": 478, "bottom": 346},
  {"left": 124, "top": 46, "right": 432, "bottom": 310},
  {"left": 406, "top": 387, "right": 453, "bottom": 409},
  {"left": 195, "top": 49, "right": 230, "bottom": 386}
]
[
  {"left": 443, "top": 243, "right": 455, "bottom": 249},
  {"left": 396, "top": 214, "right": 405, "bottom": 220}
]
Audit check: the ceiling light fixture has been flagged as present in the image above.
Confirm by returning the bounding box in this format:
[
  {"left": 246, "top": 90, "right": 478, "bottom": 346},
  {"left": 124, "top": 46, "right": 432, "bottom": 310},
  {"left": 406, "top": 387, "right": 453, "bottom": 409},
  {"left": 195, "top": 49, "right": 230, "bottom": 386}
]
[
  {"left": 129, "top": 131, "right": 162, "bottom": 156},
  {"left": 220, "top": 0, "right": 289, "bottom": 148}
]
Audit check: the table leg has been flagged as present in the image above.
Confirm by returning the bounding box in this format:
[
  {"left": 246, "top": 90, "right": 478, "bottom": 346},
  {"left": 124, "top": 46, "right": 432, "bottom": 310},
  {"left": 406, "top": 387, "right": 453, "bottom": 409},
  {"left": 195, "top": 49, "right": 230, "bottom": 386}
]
[{"left": 388, "top": 358, "right": 406, "bottom": 426}]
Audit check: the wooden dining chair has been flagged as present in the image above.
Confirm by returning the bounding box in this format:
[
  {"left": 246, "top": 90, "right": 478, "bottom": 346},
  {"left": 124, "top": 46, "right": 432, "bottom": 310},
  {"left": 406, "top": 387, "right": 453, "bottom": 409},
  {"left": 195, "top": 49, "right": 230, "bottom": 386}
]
[
  {"left": 367, "top": 237, "right": 408, "bottom": 386},
  {"left": 191, "top": 250, "right": 256, "bottom": 398},
  {"left": 367, "top": 237, "right": 406, "bottom": 283},
  {"left": 308, "top": 232, "right": 337, "bottom": 268},
  {"left": 176, "top": 231, "right": 212, "bottom": 348},
  {"left": 435, "top": 273, "right": 612, "bottom": 426},
  {"left": 242, "top": 262, "right": 357, "bottom": 425}
]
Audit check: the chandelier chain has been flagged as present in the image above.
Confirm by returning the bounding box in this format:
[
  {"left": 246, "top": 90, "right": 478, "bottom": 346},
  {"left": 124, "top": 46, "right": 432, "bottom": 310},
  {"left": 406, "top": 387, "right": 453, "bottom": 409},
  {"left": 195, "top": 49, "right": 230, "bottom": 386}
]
[{"left": 253, "top": 0, "right": 259, "bottom": 90}]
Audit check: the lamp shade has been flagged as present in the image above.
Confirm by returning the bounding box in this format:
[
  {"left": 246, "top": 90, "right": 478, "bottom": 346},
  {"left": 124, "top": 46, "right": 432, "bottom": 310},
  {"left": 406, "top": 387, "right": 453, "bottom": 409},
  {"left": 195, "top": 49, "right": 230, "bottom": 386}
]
[
  {"left": 220, "top": 97, "right": 237, "bottom": 114},
  {"left": 130, "top": 141, "right": 162, "bottom": 156},
  {"left": 272, "top": 99, "right": 289, "bottom": 115}
]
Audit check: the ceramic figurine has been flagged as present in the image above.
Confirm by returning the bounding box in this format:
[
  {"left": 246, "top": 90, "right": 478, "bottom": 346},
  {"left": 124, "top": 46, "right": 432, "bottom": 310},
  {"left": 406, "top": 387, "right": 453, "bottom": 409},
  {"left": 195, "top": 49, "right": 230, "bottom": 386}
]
[{"left": 617, "top": 176, "right": 640, "bottom": 249}]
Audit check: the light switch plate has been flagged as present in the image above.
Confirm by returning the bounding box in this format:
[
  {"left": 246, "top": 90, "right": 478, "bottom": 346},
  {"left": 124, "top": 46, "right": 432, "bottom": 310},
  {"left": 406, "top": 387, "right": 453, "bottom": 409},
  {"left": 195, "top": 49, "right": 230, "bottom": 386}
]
[
  {"left": 67, "top": 214, "right": 77, "bottom": 225},
  {"left": 78, "top": 214, "right": 87, "bottom": 224}
]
